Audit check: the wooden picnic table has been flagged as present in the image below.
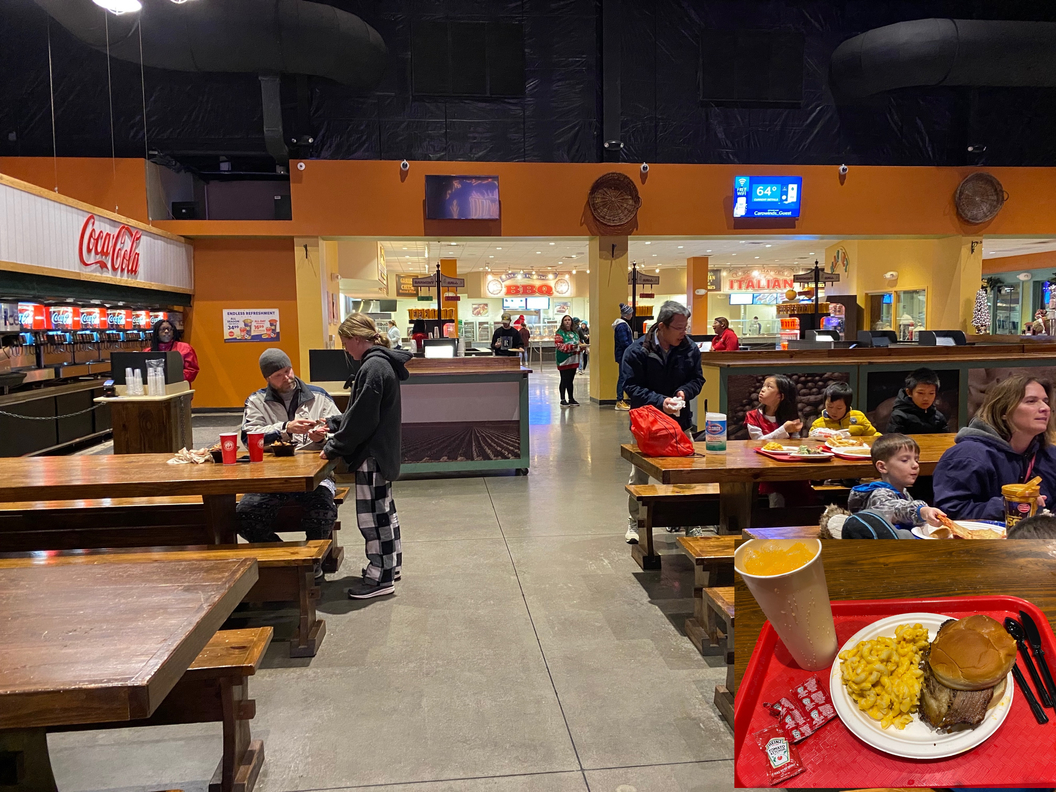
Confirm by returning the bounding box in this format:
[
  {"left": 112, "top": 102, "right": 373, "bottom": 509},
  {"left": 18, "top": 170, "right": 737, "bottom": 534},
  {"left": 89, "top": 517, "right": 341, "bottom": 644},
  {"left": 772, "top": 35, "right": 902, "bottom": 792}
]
[
  {"left": 734, "top": 541, "right": 1056, "bottom": 693},
  {"left": 621, "top": 434, "right": 955, "bottom": 533},
  {"left": 742, "top": 525, "right": 820, "bottom": 540},
  {"left": 0, "top": 557, "right": 258, "bottom": 790},
  {"left": 0, "top": 451, "right": 337, "bottom": 545}
]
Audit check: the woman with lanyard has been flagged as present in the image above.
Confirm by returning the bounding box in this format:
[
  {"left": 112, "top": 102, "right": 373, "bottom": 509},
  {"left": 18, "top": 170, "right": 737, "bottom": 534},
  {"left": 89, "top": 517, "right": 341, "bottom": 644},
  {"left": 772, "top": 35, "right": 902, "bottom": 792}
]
[
  {"left": 933, "top": 375, "right": 1056, "bottom": 520},
  {"left": 145, "top": 318, "right": 199, "bottom": 383}
]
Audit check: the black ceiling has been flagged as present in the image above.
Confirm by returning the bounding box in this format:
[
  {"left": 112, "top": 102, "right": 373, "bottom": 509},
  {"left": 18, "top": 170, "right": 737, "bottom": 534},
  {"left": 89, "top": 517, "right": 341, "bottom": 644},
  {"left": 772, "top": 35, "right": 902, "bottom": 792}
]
[{"left": 4, "top": 0, "right": 1056, "bottom": 170}]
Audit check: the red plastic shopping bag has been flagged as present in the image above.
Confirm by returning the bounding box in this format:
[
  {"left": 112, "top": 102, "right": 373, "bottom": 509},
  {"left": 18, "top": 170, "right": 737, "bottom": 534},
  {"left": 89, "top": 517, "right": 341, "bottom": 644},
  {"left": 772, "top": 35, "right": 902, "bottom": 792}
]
[{"left": 629, "top": 405, "right": 694, "bottom": 457}]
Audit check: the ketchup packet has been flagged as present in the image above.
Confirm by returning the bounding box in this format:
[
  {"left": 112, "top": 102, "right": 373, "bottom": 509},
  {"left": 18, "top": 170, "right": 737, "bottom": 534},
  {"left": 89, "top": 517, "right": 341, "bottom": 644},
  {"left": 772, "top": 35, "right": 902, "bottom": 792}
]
[
  {"left": 764, "top": 674, "right": 836, "bottom": 742},
  {"left": 752, "top": 724, "right": 805, "bottom": 785}
]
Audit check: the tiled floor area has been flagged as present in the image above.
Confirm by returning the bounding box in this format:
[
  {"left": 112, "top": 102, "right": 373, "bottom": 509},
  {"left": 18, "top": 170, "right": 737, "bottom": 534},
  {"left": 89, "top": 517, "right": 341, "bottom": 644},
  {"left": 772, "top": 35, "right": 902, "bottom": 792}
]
[{"left": 52, "top": 368, "right": 734, "bottom": 792}]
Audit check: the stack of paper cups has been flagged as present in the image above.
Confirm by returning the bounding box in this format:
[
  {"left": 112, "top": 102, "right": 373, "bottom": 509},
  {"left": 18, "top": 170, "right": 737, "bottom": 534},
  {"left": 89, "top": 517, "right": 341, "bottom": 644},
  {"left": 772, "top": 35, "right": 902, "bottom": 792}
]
[{"left": 704, "top": 412, "right": 727, "bottom": 453}]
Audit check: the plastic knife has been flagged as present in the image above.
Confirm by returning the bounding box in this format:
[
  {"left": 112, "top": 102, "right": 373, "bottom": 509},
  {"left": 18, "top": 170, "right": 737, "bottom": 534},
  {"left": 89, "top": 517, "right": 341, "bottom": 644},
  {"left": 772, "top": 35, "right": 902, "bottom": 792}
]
[{"left": 1020, "top": 610, "right": 1056, "bottom": 705}]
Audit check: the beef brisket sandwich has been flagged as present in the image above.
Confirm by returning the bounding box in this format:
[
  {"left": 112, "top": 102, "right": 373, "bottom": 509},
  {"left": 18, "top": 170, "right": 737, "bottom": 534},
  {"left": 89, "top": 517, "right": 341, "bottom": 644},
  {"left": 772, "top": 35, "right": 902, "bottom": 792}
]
[{"left": 920, "top": 614, "right": 1017, "bottom": 731}]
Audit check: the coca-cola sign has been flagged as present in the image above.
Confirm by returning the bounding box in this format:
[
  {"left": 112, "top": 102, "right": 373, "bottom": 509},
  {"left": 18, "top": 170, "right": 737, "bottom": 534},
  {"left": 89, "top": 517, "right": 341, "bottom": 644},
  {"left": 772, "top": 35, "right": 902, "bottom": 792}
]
[{"left": 78, "top": 214, "right": 142, "bottom": 277}]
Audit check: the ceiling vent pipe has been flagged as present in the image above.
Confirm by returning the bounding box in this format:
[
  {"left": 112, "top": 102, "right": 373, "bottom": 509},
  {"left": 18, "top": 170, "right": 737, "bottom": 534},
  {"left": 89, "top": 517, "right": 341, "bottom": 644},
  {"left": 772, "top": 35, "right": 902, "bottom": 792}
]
[
  {"left": 830, "top": 18, "right": 1056, "bottom": 100},
  {"left": 33, "top": 0, "right": 388, "bottom": 92}
]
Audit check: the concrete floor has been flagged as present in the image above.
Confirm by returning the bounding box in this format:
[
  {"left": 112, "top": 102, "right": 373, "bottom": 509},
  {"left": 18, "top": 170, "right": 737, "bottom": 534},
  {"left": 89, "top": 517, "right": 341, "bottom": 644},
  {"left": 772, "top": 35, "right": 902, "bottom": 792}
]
[{"left": 51, "top": 368, "right": 735, "bottom": 792}]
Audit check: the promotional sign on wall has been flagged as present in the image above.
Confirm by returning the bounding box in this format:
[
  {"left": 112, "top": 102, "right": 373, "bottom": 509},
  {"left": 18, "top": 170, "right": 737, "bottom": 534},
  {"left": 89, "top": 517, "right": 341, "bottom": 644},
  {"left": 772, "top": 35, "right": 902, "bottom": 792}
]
[
  {"left": 49, "top": 306, "right": 80, "bottom": 329},
  {"left": 471, "top": 303, "right": 489, "bottom": 316},
  {"left": 377, "top": 244, "right": 388, "bottom": 288},
  {"left": 396, "top": 274, "right": 418, "bottom": 298},
  {"left": 132, "top": 311, "right": 151, "bottom": 330},
  {"left": 223, "top": 309, "right": 281, "bottom": 342}
]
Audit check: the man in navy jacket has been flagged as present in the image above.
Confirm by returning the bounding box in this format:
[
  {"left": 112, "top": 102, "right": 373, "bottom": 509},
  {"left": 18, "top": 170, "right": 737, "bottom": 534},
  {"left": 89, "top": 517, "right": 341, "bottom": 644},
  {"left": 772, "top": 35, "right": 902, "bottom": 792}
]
[{"left": 621, "top": 301, "right": 705, "bottom": 544}]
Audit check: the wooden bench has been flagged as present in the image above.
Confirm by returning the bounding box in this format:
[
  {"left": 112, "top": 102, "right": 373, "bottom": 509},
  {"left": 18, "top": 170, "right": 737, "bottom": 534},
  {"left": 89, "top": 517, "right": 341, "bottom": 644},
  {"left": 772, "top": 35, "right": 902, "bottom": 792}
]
[
  {"left": 675, "top": 536, "right": 735, "bottom": 656},
  {"left": 0, "top": 542, "right": 330, "bottom": 657},
  {"left": 703, "top": 586, "right": 734, "bottom": 729},
  {"left": 742, "top": 525, "right": 820, "bottom": 540},
  {"left": 625, "top": 484, "right": 720, "bottom": 569},
  {"left": 50, "top": 628, "right": 272, "bottom": 792},
  {"left": 0, "top": 487, "right": 350, "bottom": 574}
]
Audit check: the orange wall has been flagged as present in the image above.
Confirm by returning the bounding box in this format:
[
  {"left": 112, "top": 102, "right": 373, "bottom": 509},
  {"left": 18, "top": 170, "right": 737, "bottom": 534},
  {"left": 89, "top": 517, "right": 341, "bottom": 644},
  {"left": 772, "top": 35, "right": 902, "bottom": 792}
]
[
  {"left": 0, "top": 157, "right": 149, "bottom": 223},
  {"left": 154, "top": 161, "right": 1056, "bottom": 239},
  {"left": 187, "top": 238, "right": 299, "bottom": 408}
]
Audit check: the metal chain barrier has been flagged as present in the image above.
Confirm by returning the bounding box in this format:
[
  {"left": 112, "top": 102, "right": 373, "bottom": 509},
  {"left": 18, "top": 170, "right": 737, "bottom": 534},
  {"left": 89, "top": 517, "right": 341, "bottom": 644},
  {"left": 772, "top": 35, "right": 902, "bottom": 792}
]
[{"left": 0, "top": 404, "right": 107, "bottom": 421}]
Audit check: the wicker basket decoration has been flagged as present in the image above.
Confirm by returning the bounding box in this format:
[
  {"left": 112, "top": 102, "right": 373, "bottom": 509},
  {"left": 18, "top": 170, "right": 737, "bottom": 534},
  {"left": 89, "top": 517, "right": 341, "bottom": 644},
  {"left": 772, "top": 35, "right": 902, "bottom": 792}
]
[
  {"left": 588, "top": 172, "right": 642, "bottom": 229},
  {"left": 955, "top": 172, "right": 1007, "bottom": 224}
]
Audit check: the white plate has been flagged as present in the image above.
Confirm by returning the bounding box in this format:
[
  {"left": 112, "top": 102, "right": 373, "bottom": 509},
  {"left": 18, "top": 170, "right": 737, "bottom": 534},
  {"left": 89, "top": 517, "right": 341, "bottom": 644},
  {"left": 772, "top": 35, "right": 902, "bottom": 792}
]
[
  {"left": 787, "top": 451, "right": 834, "bottom": 461},
  {"left": 828, "top": 612, "right": 1014, "bottom": 759},
  {"left": 911, "top": 521, "right": 1008, "bottom": 540}
]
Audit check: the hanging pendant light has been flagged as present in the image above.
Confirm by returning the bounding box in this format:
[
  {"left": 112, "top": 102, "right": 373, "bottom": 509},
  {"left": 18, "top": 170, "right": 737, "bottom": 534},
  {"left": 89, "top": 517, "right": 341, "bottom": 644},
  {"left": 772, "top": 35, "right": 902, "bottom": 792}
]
[{"left": 93, "top": 0, "right": 142, "bottom": 13}]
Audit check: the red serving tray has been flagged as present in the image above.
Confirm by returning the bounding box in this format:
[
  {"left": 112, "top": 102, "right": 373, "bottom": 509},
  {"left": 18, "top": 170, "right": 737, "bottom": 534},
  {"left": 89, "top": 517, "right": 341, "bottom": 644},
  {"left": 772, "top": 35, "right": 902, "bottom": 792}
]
[
  {"left": 734, "top": 595, "right": 1056, "bottom": 788},
  {"left": 753, "top": 447, "right": 833, "bottom": 463}
]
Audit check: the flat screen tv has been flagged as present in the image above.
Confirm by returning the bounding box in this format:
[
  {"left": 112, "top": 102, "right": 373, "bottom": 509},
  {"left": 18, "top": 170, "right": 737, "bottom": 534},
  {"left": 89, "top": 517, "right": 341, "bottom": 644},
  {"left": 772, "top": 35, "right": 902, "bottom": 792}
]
[
  {"left": 733, "top": 175, "right": 802, "bottom": 218},
  {"left": 503, "top": 297, "right": 526, "bottom": 310},
  {"left": 728, "top": 293, "right": 753, "bottom": 305},
  {"left": 525, "top": 297, "right": 549, "bottom": 310},
  {"left": 425, "top": 175, "right": 500, "bottom": 220}
]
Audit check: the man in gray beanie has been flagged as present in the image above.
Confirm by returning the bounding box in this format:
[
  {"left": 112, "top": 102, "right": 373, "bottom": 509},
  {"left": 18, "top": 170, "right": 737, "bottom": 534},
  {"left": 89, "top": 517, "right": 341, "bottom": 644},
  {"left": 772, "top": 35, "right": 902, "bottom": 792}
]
[{"left": 237, "top": 348, "right": 343, "bottom": 577}]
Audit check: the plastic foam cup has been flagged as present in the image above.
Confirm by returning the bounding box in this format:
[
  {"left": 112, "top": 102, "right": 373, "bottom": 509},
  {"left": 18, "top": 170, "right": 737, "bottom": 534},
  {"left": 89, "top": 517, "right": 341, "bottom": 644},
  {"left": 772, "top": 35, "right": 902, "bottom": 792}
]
[{"left": 734, "top": 538, "right": 838, "bottom": 671}]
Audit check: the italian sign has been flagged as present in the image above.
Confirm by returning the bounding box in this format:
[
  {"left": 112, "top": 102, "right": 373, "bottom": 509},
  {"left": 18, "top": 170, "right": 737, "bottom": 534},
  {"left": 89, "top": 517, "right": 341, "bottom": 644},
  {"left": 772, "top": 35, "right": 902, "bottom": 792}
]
[{"left": 223, "top": 309, "right": 281, "bottom": 343}]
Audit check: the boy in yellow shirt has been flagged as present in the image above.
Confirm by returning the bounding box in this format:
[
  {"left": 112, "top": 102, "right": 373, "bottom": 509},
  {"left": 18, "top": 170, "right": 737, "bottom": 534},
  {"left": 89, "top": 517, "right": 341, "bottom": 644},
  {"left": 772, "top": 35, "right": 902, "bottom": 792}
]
[{"left": 811, "top": 382, "right": 880, "bottom": 437}]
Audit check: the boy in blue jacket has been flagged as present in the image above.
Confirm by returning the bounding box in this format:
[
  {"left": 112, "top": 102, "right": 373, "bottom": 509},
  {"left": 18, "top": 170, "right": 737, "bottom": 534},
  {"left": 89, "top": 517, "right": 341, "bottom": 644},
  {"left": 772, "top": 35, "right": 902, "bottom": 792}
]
[{"left": 848, "top": 434, "right": 946, "bottom": 531}]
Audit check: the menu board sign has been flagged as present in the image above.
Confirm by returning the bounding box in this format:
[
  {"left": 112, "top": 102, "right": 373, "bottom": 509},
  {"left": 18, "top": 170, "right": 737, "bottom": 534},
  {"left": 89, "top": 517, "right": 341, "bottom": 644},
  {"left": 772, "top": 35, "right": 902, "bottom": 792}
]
[
  {"left": 19, "top": 303, "right": 46, "bottom": 330},
  {"left": 223, "top": 309, "right": 281, "bottom": 343},
  {"left": 132, "top": 311, "right": 151, "bottom": 330},
  {"left": 149, "top": 311, "right": 169, "bottom": 326}
]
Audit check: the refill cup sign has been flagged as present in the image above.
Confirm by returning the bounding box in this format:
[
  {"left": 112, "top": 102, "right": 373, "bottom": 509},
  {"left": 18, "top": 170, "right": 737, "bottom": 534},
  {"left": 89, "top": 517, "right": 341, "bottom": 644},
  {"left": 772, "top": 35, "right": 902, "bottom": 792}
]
[
  {"left": 219, "top": 433, "right": 239, "bottom": 465},
  {"left": 705, "top": 412, "right": 727, "bottom": 453},
  {"left": 734, "top": 539, "right": 838, "bottom": 671},
  {"left": 247, "top": 432, "right": 265, "bottom": 463}
]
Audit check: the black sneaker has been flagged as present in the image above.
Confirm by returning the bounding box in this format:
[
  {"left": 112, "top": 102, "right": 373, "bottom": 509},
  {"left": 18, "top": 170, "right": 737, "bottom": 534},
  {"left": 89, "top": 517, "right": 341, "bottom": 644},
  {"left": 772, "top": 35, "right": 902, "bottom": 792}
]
[
  {"left": 347, "top": 579, "right": 395, "bottom": 599},
  {"left": 569, "top": 399, "right": 581, "bottom": 406},
  {"left": 362, "top": 566, "right": 401, "bottom": 582},
  {"left": 560, "top": 400, "right": 569, "bottom": 407}
]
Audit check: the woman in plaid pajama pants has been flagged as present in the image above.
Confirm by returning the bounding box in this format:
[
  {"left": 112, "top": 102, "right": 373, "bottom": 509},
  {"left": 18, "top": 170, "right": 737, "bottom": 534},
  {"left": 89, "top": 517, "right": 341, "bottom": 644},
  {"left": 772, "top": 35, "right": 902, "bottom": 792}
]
[{"left": 321, "top": 314, "right": 412, "bottom": 600}]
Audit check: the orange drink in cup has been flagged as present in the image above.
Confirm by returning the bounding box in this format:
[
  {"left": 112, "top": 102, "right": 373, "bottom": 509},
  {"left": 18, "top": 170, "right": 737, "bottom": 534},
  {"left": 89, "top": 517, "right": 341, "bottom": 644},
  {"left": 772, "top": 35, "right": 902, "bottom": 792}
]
[{"left": 735, "top": 539, "right": 838, "bottom": 671}]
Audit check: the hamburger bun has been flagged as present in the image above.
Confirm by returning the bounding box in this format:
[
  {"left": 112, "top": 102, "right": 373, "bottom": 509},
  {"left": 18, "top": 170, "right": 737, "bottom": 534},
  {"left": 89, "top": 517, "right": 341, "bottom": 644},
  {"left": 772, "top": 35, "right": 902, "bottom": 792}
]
[{"left": 928, "top": 614, "right": 1017, "bottom": 691}]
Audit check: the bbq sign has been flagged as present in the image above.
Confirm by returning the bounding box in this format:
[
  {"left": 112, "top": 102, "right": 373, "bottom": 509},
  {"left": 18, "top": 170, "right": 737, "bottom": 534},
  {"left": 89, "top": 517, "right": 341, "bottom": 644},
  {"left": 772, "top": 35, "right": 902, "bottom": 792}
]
[{"left": 78, "top": 214, "right": 142, "bottom": 277}]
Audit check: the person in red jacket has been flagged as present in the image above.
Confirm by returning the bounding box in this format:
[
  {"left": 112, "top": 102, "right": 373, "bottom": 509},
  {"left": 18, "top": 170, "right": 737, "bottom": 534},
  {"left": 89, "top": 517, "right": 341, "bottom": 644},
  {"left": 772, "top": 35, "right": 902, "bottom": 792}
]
[
  {"left": 710, "top": 316, "right": 739, "bottom": 351},
  {"left": 145, "top": 319, "right": 199, "bottom": 383}
]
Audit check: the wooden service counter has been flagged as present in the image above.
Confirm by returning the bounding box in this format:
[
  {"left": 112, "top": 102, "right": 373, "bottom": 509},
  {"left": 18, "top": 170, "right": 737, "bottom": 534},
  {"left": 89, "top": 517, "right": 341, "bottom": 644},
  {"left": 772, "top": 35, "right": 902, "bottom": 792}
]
[
  {"left": 94, "top": 387, "right": 194, "bottom": 454},
  {"left": 0, "top": 379, "right": 112, "bottom": 457},
  {"left": 700, "top": 342, "right": 1056, "bottom": 440},
  {"left": 315, "top": 356, "right": 531, "bottom": 477}
]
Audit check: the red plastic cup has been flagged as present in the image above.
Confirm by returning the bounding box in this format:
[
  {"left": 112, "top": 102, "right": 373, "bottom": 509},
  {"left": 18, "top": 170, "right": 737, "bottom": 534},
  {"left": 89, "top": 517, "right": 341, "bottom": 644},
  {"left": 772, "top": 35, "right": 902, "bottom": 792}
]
[
  {"left": 219, "top": 432, "right": 239, "bottom": 465},
  {"left": 247, "top": 431, "right": 265, "bottom": 462}
]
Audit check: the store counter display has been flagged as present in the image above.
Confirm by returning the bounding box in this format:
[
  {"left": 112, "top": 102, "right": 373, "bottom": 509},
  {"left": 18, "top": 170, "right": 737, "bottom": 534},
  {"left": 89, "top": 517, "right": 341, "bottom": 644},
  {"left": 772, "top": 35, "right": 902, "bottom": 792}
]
[
  {"left": 699, "top": 342, "right": 1056, "bottom": 439},
  {"left": 311, "top": 353, "right": 531, "bottom": 476}
]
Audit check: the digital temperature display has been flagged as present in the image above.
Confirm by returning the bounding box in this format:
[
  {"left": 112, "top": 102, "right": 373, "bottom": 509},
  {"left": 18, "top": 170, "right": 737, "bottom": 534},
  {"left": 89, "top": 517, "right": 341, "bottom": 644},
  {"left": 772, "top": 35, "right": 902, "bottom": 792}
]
[{"left": 733, "top": 176, "right": 803, "bottom": 218}]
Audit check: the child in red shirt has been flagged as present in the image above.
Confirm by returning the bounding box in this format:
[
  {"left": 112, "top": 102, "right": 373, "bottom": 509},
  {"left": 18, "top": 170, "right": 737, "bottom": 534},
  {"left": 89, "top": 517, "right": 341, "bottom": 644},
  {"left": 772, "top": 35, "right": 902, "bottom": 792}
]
[{"left": 745, "top": 374, "right": 815, "bottom": 508}]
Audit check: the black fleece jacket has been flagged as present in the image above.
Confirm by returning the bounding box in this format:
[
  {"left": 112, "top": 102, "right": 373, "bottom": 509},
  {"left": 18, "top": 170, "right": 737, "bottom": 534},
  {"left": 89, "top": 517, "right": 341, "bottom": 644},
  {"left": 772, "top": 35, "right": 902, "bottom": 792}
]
[{"left": 323, "top": 345, "right": 412, "bottom": 481}]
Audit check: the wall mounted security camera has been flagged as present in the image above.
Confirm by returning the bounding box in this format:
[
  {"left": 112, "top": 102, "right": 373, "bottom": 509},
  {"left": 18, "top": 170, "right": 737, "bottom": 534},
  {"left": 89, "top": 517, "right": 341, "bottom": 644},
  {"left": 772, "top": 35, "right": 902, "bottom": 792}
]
[
  {"left": 400, "top": 160, "right": 410, "bottom": 172},
  {"left": 883, "top": 271, "right": 898, "bottom": 280},
  {"left": 640, "top": 162, "right": 649, "bottom": 174},
  {"left": 838, "top": 164, "right": 849, "bottom": 176},
  {"left": 296, "top": 162, "right": 306, "bottom": 171}
]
